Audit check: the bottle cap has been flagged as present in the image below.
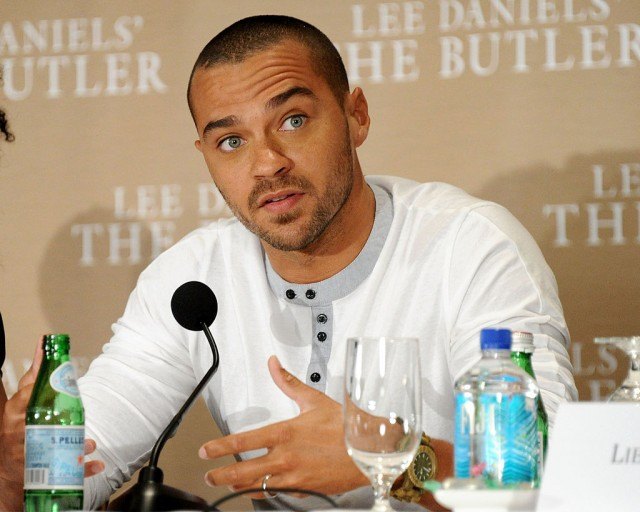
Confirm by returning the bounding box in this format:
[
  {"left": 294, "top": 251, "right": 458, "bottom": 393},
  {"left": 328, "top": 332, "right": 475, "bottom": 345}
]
[
  {"left": 480, "top": 328, "right": 511, "bottom": 350},
  {"left": 511, "top": 331, "right": 534, "bottom": 353}
]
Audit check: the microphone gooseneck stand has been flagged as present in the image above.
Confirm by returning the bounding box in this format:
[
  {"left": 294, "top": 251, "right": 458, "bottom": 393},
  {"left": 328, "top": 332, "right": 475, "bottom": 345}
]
[
  {"left": 148, "top": 321, "right": 219, "bottom": 470},
  {"left": 108, "top": 282, "right": 219, "bottom": 512}
]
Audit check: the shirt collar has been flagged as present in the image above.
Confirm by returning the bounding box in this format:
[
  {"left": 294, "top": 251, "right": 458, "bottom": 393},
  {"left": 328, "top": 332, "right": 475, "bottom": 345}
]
[{"left": 264, "top": 183, "right": 393, "bottom": 306}]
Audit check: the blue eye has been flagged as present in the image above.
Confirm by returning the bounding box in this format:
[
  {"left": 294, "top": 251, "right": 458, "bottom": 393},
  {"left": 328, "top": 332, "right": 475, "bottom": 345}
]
[
  {"left": 281, "top": 114, "right": 306, "bottom": 131},
  {"left": 219, "top": 136, "right": 245, "bottom": 152}
]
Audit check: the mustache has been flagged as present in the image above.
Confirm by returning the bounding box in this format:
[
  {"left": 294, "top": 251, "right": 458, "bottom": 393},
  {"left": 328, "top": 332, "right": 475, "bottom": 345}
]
[{"left": 248, "top": 174, "right": 314, "bottom": 209}]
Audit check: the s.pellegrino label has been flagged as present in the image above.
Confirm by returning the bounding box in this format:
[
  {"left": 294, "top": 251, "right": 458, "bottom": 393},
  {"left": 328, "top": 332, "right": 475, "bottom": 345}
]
[
  {"left": 24, "top": 425, "right": 84, "bottom": 490},
  {"left": 49, "top": 361, "right": 81, "bottom": 398}
]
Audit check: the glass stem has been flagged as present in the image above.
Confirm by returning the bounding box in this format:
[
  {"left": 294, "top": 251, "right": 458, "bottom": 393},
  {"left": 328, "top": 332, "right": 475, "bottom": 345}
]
[
  {"left": 372, "top": 474, "right": 395, "bottom": 512},
  {"left": 625, "top": 352, "right": 640, "bottom": 386}
]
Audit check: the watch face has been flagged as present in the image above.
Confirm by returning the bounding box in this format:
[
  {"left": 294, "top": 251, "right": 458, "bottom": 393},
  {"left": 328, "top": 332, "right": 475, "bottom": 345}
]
[
  {"left": 408, "top": 446, "right": 436, "bottom": 486},
  {"left": 414, "top": 452, "right": 433, "bottom": 480}
]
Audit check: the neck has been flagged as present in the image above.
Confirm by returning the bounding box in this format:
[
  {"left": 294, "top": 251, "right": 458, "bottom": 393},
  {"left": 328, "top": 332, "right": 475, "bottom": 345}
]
[{"left": 263, "top": 176, "right": 375, "bottom": 284}]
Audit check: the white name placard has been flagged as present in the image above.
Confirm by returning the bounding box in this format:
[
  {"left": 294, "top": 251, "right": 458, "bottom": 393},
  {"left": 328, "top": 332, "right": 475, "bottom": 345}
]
[{"left": 537, "top": 403, "right": 640, "bottom": 511}]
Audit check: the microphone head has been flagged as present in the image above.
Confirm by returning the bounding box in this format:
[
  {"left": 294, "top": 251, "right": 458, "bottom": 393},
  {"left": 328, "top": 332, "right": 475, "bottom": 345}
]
[{"left": 171, "top": 281, "right": 218, "bottom": 331}]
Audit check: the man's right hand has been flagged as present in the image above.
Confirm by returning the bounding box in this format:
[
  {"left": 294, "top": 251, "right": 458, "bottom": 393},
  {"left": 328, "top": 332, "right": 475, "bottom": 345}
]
[{"left": 0, "top": 342, "right": 104, "bottom": 511}]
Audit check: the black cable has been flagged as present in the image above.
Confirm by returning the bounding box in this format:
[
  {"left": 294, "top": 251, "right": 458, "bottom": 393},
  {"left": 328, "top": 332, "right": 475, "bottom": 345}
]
[{"left": 207, "top": 487, "right": 339, "bottom": 511}]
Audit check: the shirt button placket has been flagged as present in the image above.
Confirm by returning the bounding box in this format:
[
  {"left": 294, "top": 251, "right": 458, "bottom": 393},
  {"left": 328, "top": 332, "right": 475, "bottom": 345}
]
[{"left": 306, "top": 290, "right": 329, "bottom": 390}]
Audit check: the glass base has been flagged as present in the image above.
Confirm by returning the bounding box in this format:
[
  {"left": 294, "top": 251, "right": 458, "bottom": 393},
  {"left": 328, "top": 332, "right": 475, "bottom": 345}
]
[
  {"left": 609, "top": 385, "right": 640, "bottom": 402},
  {"left": 594, "top": 337, "right": 640, "bottom": 403},
  {"left": 373, "top": 498, "right": 394, "bottom": 512}
]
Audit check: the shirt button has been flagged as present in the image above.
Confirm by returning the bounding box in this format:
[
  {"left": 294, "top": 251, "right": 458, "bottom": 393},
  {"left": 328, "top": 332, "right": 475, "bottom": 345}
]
[
  {"left": 285, "top": 289, "right": 296, "bottom": 299},
  {"left": 310, "top": 372, "right": 321, "bottom": 383},
  {"left": 317, "top": 314, "right": 327, "bottom": 323},
  {"left": 317, "top": 332, "right": 327, "bottom": 342},
  {"left": 305, "top": 289, "right": 316, "bottom": 299}
]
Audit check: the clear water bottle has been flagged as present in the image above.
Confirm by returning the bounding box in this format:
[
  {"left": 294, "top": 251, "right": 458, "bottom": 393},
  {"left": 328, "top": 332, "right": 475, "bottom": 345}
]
[{"left": 454, "top": 328, "right": 539, "bottom": 487}]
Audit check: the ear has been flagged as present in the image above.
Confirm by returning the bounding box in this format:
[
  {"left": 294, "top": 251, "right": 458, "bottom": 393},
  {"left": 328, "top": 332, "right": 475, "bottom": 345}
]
[
  {"left": 195, "top": 139, "right": 202, "bottom": 152},
  {"left": 345, "top": 87, "right": 370, "bottom": 148}
]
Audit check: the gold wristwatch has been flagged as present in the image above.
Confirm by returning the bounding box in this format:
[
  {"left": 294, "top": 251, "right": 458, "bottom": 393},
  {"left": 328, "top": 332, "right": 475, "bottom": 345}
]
[{"left": 391, "top": 434, "right": 438, "bottom": 503}]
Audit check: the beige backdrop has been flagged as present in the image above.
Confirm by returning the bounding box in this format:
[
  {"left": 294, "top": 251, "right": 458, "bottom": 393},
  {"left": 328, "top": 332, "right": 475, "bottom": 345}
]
[{"left": 2, "top": 0, "right": 639, "bottom": 507}]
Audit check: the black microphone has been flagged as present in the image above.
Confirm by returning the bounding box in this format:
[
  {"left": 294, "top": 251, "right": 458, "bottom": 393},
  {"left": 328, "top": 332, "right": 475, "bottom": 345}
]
[{"left": 108, "top": 281, "right": 220, "bottom": 512}]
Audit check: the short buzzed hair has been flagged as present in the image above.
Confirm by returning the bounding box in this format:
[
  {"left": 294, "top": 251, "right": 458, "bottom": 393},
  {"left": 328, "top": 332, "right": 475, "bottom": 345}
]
[{"left": 187, "top": 15, "right": 350, "bottom": 119}]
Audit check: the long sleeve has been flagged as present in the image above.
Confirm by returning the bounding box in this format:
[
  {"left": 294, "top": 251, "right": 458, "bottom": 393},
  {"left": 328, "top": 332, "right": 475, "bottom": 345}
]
[
  {"left": 447, "top": 203, "right": 578, "bottom": 428},
  {"left": 79, "top": 264, "right": 200, "bottom": 509}
]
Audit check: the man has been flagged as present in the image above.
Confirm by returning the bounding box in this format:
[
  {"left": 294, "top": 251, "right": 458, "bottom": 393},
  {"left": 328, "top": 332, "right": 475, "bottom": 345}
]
[{"left": 1, "top": 15, "right": 577, "bottom": 511}]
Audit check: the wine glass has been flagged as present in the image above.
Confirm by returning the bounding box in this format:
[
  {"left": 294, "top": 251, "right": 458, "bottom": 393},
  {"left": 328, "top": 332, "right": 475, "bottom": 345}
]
[
  {"left": 594, "top": 337, "right": 640, "bottom": 402},
  {"left": 344, "top": 337, "right": 422, "bottom": 512}
]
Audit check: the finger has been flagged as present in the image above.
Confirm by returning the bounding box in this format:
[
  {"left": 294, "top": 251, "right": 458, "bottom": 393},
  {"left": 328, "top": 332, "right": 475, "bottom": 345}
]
[
  {"left": 199, "top": 423, "right": 287, "bottom": 459},
  {"left": 244, "top": 491, "right": 270, "bottom": 501},
  {"left": 235, "top": 476, "right": 307, "bottom": 501},
  {"left": 17, "top": 340, "right": 43, "bottom": 390},
  {"left": 84, "top": 460, "right": 105, "bottom": 478},
  {"left": 84, "top": 438, "right": 97, "bottom": 455},
  {"left": 3, "top": 384, "right": 34, "bottom": 428},
  {"left": 204, "top": 454, "right": 273, "bottom": 488},
  {"left": 82, "top": 438, "right": 105, "bottom": 477},
  {"left": 267, "top": 355, "right": 324, "bottom": 413},
  {"left": 31, "top": 340, "right": 44, "bottom": 376},
  {"left": 223, "top": 483, "right": 267, "bottom": 501},
  {"left": 227, "top": 483, "right": 270, "bottom": 501}
]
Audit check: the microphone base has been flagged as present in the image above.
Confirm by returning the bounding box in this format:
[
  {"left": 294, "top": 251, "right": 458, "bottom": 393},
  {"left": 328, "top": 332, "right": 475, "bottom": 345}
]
[{"left": 107, "top": 467, "right": 207, "bottom": 512}]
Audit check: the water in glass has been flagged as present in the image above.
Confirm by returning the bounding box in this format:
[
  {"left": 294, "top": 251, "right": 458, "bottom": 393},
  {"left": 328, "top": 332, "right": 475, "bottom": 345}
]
[{"left": 344, "top": 337, "right": 422, "bottom": 512}]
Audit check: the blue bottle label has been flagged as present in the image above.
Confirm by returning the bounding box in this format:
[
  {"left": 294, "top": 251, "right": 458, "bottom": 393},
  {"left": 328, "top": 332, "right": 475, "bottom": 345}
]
[
  {"left": 480, "top": 393, "right": 537, "bottom": 483},
  {"left": 454, "top": 393, "right": 473, "bottom": 477},
  {"left": 49, "top": 362, "right": 80, "bottom": 398},
  {"left": 24, "top": 425, "right": 84, "bottom": 490},
  {"left": 454, "top": 391, "right": 538, "bottom": 485}
]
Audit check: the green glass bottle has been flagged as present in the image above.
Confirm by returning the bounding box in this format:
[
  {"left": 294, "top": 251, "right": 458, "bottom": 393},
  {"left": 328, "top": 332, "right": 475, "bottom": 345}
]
[
  {"left": 24, "top": 334, "right": 85, "bottom": 512},
  {"left": 510, "top": 331, "right": 548, "bottom": 481}
]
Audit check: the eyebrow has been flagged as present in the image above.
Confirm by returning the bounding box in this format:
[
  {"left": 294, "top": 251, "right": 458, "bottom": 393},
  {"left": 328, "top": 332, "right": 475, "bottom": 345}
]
[
  {"left": 202, "top": 115, "right": 240, "bottom": 139},
  {"left": 201, "top": 86, "right": 317, "bottom": 139},
  {"left": 265, "top": 86, "right": 317, "bottom": 111}
]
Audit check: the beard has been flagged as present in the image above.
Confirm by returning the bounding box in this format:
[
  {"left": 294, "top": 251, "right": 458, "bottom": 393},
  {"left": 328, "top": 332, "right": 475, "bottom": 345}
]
[{"left": 216, "top": 123, "right": 354, "bottom": 252}]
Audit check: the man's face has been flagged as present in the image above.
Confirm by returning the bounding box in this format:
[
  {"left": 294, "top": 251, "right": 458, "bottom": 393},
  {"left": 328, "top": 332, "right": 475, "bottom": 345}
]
[{"left": 191, "top": 41, "right": 360, "bottom": 252}]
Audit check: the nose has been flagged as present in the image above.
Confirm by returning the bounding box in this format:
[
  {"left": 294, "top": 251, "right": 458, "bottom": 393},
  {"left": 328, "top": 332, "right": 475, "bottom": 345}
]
[{"left": 251, "top": 135, "right": 293, "bottom": 179}]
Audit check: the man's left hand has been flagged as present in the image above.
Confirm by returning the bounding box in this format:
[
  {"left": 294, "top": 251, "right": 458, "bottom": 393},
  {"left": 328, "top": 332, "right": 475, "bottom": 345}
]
[{"left": 198, "top": 355, "right": 369, "bottom": 498}]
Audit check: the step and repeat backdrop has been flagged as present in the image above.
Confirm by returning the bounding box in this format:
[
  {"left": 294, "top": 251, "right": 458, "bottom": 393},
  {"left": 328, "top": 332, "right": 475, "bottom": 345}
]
[{"left": 1, "top": 0, "right": 639, "bottom": 505}]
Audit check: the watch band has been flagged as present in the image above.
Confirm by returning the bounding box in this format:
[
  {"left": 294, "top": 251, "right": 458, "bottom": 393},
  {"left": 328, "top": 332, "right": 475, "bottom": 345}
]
[{"left": 390, "top": 433, "right": 437, "bottom": 503}]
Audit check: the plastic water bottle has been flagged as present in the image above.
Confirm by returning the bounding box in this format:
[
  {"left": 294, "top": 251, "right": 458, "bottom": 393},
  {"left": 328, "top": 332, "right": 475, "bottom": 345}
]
[{"left": 454, "top": 328, "right": 539, "bottom": 487}]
